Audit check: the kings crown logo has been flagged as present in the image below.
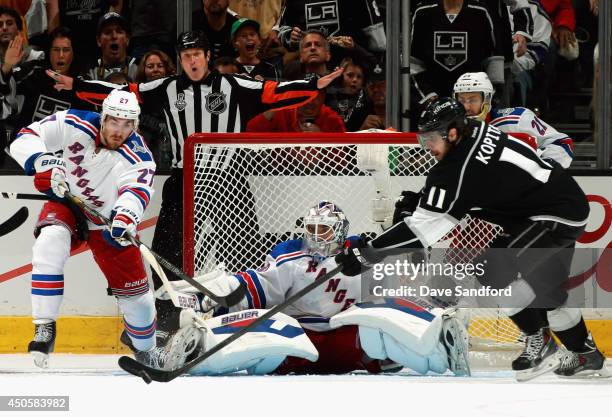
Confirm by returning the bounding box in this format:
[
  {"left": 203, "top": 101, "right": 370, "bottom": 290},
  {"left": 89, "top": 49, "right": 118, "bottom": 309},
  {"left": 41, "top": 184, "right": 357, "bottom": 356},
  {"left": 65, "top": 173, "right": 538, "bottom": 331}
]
[{"left": 205, "top": 92, "right": 227, "bottom": 115}]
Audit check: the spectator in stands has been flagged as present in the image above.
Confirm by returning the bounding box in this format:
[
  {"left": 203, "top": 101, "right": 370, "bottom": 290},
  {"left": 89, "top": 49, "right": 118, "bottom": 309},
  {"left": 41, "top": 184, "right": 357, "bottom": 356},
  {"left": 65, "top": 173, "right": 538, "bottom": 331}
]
[
  {"left": 247, "top": 90, "right": 345, "bottom": 133},
  {"left": 0, "top": 26, "right": 93, "bottom": 170},
  {"left": 135, "top": 50, "right": 176, "bottom": 83},
  {"left": 213, "top": 56, "right": 238, "bottom": 74},
  {"left": 410, "top": 0, "right": 503, "bottom": 108},
  {"left": 134, "top": 49, "right": 175, "bottom": 170},
  {"left": 283, "top": 30, "right": 331, "bottom": 78},
  {"left": 0, "top": 6, "right": 44, "bottom": 75},
  {"left": 0, "top": 5, "right": 45, "bottom": 168},
  {"left": 192, "top": 0, "right": 238, "bottom": 63},
  {"left": 229, "top": 0, "right": 282, "bottom": 41},
  {"left": 510, "top": 1, "right": 552, "bottom": 107},
  {"left": 539, "top": 0, "right": 578, "bottom": 101},
  {"left": 1, "top": 26, "right": 92, "bottom": 126},
  {"left": 540, "top": 0, "right": 577, "bottom": 57},
  {"left": 360, "top": 62, "right": 386, "bottom": 130},
  {"left": 121, "top": 0, "right": 177, "bottom": 63},
  {"left": 275, "top": 0, "right": 386, "bottom": 55},
  {"left": 482, "top": 0, "right": 534, "bottom": 106},
  {"left": 46, "top": 0, "right": 118, "bottom": 68},
  {"left": 231, "top": 18, "right": 281, "bottom": 81},
  {"left": 87, "top": 12, "right": 138, "bottom": 81},
  {"left": 326, "top": 56, "right": 372, "bottom": 131}
]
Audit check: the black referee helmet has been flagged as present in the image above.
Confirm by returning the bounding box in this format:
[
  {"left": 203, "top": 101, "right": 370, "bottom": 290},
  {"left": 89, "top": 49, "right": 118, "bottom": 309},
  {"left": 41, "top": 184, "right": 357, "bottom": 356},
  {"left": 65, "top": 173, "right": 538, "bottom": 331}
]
[{"left": 176, "top": 30, "right": 210, "bottom": 54}]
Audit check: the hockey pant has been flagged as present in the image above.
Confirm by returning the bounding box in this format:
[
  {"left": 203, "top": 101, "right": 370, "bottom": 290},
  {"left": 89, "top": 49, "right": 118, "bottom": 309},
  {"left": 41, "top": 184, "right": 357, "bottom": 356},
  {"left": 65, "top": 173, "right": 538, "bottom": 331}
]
[
  {"left": 475, "top": 219, "right": 584, "bottom": 310},
  {"left": 32, "top": 201, "right": 157, "bottom": 351},
  {"left": 474, "top": 218, "right": 588, "bottom": 349}
]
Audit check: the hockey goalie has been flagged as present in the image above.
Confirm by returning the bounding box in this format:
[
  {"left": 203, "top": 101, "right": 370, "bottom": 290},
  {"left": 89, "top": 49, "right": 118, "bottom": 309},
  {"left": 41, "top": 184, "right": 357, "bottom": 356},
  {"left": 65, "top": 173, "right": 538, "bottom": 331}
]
[{"left": 151, "top": 201, "right": 470, "bottom": 376}]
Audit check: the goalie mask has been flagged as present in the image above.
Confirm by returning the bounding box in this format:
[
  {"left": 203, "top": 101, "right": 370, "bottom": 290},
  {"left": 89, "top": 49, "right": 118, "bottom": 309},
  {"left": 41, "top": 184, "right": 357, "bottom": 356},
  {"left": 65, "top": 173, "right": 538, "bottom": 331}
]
[
  {"left": 303, "top": 201, "right": 349, "bottom": 259},
  {"left": 453, "top": 72, "right": 495, "bottom": 122}
]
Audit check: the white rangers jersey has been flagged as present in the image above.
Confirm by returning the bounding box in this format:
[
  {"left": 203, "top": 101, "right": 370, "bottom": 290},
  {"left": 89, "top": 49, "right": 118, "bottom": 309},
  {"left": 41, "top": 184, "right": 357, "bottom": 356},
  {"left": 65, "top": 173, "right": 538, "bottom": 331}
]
[
  {"left": 10, "top": 109, "right": 156, "bottom": 228},
  {"left": 489, "top": 107, "right": 574, "bottom": 168},
  {"left": 224, "top": 238, "right": 363, "bottom": 331}
]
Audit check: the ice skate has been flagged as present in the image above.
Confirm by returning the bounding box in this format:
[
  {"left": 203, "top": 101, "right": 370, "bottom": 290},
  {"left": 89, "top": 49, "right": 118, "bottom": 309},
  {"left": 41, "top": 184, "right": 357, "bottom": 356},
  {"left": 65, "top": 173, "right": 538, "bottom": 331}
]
[
  {"left": 28, "top": 320, "right": 56, "bottom": 369},
  {"left": 513, "top": 328, "right": 560, "bottom": 382},
  {"left": 555, "top": 334, "right": 611, "bottom": 378},
  {"left": 441, "top": 309, "right": 471, "bottom": 376}
]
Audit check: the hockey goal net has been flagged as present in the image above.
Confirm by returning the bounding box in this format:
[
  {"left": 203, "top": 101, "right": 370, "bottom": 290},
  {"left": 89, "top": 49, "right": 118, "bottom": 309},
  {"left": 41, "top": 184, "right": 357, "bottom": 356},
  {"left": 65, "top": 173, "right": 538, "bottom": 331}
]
[{"left": 183, "top": 132, "right": 526, "bottom": 350}]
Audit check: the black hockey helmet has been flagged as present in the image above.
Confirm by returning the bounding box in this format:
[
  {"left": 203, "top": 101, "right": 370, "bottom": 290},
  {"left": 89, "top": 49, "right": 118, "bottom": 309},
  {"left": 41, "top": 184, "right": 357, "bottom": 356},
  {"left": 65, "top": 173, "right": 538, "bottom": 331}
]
[
  {"left": 418, "top": 97, "right": 468, "bottom": 137},
  {"left": 176, "top": 30, "right": 210, "bottom": 54}
]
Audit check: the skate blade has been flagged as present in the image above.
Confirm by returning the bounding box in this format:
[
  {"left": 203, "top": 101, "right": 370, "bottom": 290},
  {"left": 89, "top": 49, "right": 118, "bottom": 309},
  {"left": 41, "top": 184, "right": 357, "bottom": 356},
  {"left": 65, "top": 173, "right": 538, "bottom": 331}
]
[
  {"left": 30, "top": 351, "right": 49, "bottom": 369},
  {"left": 557, "top": 365, "right": 612, "bottom": 379},
  {"left": 516, "top": 354, "right": 561, "bottom": 382}
]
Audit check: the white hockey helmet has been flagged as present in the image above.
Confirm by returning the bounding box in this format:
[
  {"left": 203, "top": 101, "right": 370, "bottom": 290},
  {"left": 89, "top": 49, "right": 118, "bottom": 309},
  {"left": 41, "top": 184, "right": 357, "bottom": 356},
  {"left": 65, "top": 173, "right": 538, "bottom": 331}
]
[
  {"left": 453, "top": 72, "right": 495, "bottom": 121},
  {"left": 101, "top": 89, "right": 140, "bottom": 131},
  {"left": 303, "top": 201, "right": 350, "bottom": 259}
]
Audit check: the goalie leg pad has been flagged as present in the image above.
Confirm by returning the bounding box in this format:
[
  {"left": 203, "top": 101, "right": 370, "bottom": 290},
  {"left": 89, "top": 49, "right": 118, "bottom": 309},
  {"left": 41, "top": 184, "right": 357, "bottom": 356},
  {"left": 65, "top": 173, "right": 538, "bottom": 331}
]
[
  {"left": 186, "top": 309, "right": 318, "bottom": 376},
  {"left": 31, "top": 225, "right": 71, "bottom": 321},
  {"left": 329, "top": 297, "right": 466, "bottom": 375}
]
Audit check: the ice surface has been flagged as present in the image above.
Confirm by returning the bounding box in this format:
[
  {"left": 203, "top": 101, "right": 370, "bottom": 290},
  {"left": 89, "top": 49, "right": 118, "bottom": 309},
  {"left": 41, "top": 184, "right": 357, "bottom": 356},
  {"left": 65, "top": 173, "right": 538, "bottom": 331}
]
[{"left": 1, "top": 354, "right": 611, "bottom": 417}]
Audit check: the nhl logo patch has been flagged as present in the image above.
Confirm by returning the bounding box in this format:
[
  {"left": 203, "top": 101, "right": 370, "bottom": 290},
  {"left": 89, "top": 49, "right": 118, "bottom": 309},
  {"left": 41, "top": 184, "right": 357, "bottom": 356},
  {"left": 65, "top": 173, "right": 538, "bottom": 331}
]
[
  {"left": 174, "top": 92, "right": 187, "bottom": 111},
  {"left": 498, "top": 108, "right": 516, "bottom": 116},
  {"left": 205, "top": 92, "right": 227, "bottom": 115},
  {"left": 131, "top": 143, "right": 147, "bottom": 154}
]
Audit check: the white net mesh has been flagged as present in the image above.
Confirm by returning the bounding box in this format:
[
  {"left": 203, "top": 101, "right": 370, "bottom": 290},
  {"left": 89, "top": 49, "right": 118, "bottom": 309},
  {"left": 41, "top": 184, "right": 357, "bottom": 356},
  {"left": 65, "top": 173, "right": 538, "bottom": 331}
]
[{"left": 184, "top": 134, "right": 522, "bottom": 349}]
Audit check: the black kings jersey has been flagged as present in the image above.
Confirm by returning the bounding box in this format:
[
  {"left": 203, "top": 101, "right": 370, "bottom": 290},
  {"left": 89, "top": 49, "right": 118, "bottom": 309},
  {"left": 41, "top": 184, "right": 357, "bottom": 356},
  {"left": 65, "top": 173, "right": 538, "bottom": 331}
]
[
  {"left": 408, "top": 121, "right": 589, "bottom": 247},
  {"left": 410, "top": 0, "right": 500, "bottom": 100}
]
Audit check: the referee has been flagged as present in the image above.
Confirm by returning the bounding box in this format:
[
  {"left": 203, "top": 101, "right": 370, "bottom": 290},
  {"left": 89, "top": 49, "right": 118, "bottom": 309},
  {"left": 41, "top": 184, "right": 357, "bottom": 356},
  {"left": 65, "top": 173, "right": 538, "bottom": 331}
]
[{"left": 48, "top": 30, "right": 344, "bottom": 338}]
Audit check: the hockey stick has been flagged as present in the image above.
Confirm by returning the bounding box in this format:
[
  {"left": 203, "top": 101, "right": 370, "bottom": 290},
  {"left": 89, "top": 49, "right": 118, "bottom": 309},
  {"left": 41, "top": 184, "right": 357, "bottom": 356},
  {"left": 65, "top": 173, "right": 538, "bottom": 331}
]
[
  {"left": 63, "top": 191, "right": 245, "bottom": 308},
  {"left": 118, "top": 264, "right": 343, "bottom": 383},
  {"left": 1, "top": 192, "right": 48, "bottom": 201},
  {"left": 0, "top": 206, "right": 29, "bottom": 237}
]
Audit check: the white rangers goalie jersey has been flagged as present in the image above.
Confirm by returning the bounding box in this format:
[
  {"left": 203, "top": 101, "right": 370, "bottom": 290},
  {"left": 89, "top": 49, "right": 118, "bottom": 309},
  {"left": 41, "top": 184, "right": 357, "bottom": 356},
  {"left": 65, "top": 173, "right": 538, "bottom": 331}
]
[
  {"left": 224, "top": 238, "right": 363, "bottom": 331},
  {"left": 489, "top": 107, "right": 574, "bottom": 168},
  {"left": 10, "top": 109, "right": 156, "bottom": 228}
]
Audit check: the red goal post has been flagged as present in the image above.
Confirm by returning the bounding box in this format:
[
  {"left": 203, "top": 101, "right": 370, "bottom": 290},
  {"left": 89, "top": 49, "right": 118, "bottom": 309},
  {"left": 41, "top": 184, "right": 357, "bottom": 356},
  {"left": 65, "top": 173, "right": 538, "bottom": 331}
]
[{"left": 182, "top": 131, "right": 537, "bottom": 349}]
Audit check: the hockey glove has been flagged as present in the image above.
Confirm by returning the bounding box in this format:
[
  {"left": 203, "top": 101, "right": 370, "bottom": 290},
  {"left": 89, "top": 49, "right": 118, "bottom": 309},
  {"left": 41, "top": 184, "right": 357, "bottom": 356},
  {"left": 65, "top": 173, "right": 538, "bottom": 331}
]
[
  {"left": 392, "top": 190, "right": 422, "bottom": 224},
  {"left": 334, "top": 237, "right": 385, "bottom": 277},
  {"left": 33, "top": 153, "right": 68, "bottom": 199},
  {"left": 102, "top": 207, "right": 139, "bottom": 248}
]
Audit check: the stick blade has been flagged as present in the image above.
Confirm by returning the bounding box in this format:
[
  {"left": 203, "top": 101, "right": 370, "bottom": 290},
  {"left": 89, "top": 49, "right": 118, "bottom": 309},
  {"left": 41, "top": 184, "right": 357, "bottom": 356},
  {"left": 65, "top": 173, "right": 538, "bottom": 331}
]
[
  {"left": 118, "top": 356, "right": 175, "bottom": 383},
  {"left": 0, "top": 206, "right": 28, "bottom": 237}
]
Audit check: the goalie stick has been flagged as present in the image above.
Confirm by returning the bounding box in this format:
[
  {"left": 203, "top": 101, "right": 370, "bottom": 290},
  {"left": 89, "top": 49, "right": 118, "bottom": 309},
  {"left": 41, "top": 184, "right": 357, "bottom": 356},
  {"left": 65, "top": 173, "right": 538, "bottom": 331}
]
[
  {"left": 63, "top": 191, "right": 245, "bottom": 308},
  {"left": 118, "top": 264, "right": 343, "bottom": 383},
  {"left": 0, "top": 206, "right": 29, "bottom": 237}
]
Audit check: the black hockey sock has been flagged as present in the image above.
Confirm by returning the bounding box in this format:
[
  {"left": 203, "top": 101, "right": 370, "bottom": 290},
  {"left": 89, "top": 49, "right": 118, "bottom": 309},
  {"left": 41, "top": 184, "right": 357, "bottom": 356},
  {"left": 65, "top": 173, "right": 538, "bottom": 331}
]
[
  {"left": 552, "top": 318, "right": 589, "bottom": 352},
  {"left": 509, "top": 308, "right": 546, "bottom": 335}
]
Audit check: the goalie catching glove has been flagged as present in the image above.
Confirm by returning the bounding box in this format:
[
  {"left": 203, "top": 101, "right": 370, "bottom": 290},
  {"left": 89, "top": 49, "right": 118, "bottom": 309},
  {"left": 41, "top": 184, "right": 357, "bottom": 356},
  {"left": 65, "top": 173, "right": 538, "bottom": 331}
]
[
  {"left": 102, "top": 207, "right": 140, "bottom": 248},
  {"left": 33, "top": 153, "right": 68, "bottom": 199}
]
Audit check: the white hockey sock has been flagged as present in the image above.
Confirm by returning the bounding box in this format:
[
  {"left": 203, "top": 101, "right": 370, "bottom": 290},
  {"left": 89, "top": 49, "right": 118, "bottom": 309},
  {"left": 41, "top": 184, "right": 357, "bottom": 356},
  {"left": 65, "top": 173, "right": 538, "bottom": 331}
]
[
  {"left": 118, "top": 289, "right": 157, "bottom": 352},
  {"left": 31, "top": 225, "right": 71, "bottom": 321}
]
